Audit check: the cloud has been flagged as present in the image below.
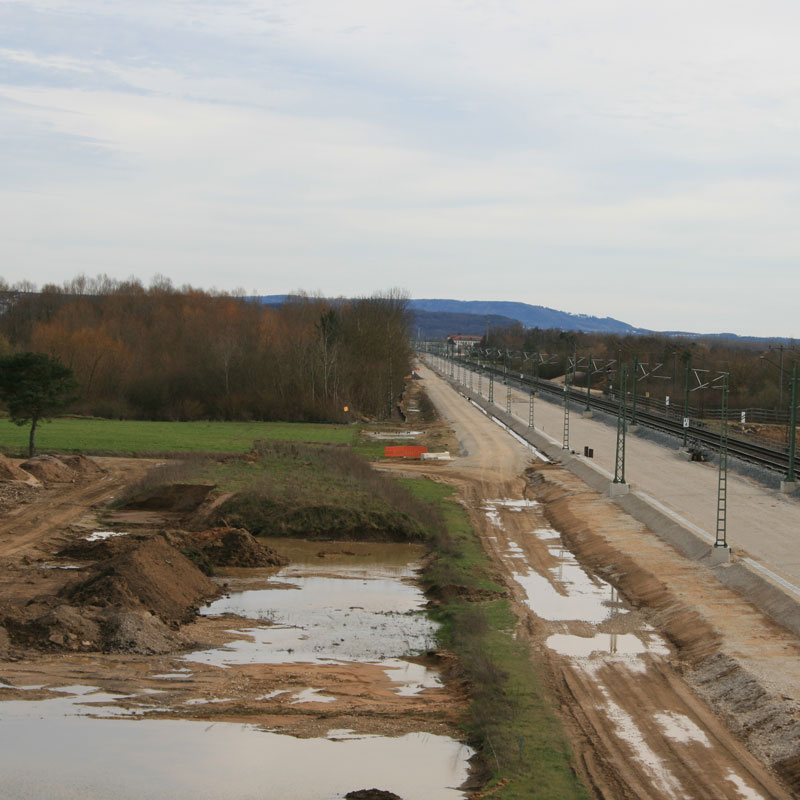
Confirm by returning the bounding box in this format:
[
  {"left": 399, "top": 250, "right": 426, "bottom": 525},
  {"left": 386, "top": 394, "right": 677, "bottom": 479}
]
[{"left": 0, "top": 0, "right": 799, "bottom": 334}]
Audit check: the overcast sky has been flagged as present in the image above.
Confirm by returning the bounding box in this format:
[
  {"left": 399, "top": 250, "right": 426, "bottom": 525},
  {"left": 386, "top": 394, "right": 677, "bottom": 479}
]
[{"left": 1, "top": 1, "right": 799, "bottom": 336}]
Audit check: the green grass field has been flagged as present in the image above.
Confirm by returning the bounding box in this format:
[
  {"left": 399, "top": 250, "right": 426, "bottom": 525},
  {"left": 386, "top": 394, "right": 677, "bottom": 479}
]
[{"left": 0, "top": 418, "right": 355, "bottom": 456}]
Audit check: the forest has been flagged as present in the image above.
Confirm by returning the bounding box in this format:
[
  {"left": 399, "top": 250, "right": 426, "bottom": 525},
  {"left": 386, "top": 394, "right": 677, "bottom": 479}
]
[
  {"left": 0, "top": 276, "right": 413, "bottom": 423},
  {"left": 472, "top": 322, "right": 798, "bottom": 418}
]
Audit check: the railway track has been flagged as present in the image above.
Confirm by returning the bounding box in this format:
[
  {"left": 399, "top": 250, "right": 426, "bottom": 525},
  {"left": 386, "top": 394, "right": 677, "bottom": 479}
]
[{"left": 428, "top": 352, "right": 798, "bottom": 477}]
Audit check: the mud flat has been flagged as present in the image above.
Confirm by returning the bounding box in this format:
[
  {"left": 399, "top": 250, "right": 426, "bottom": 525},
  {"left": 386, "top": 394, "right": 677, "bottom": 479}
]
[{"left": 0, "top": 530, "right": 472, "bottom": 799}]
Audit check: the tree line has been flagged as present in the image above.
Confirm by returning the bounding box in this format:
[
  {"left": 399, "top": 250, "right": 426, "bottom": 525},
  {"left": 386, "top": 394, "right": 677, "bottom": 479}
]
[
  {"left": 479, "top": 322, "right": 798, "bottom": 414},
  {"left": 0, "top": 276, "right": 413, "bottom": 423}
]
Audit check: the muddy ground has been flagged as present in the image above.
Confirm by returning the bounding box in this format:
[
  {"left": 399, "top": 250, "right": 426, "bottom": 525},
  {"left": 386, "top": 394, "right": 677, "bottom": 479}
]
[
  {"left": 0, "top": 453, "right": 466, "bottom": 753},
  {"left": 400, "top": 362, "right": 800, "bottom": 800}
]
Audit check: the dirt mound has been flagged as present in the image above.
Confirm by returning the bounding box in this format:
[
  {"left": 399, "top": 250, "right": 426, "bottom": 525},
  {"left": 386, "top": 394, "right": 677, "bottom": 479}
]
[
  {"left": 177, "top": 527, "right": 288, "bottom": 568},
  {"left": 102, "top": 610, "right": 188, "bottom": 654},
  {"left": 58, "top": 454, "right": 105, "bottom": 477},
  {"left": 1, "top": 598, "right": 188, "bottom": 655},
  {"left": 0, "top": 454, "right": 36, "bottom": 483},
  {"left": 58, "top": 534, "right": 140, "bottom": 562},
  {"left": 63, "top": 536, "right": 220, "bottom": 625},
  {"left": 123, "top": 483, "right": 215, "bottom": 513},
  {"left": 19, "top": 455, "right": 75, "bottom": 483},
  {"left": 2, "top": 597, "right": 103, "bottom": 651}
]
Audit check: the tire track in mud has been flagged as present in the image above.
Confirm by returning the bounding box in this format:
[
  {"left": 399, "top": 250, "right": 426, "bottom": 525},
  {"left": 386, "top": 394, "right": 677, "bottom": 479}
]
[
  {"left": 0, "top": 458, "right": 154, "bottom": 558},
  {"left": 474, "top": 490, "right": 788, "bottom": 800}
]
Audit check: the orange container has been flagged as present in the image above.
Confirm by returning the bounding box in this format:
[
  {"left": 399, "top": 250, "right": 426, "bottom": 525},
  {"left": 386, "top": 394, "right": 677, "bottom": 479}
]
[{"left": 384, "top": 445, "right": 428, "bottom": 459}]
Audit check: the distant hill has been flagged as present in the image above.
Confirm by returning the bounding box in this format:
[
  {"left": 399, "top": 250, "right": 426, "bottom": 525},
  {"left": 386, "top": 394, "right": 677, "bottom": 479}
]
[
  {"left": 409, "top": 299, "right": 640, "bottom": 335},
  {"left": 255, "top": 295, "right": 637, "bottom": 335},
  {"left": 253, "top": 296, "right": 794, "bottom": 343},
  {"left": 410, "top": 310, "right": 520, "bottom": 340}
]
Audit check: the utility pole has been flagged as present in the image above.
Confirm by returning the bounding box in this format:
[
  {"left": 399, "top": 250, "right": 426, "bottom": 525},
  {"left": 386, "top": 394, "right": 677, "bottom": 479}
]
[
  {"left": 715, "top": 373, "right": 729, "bottom": 549},
  {"left": 613, "top": 364, "right": 629, "bottom": 488},
  {"left": 782, "top": 363, "right": 798, "bottom": 492},
  {"left": 562, "top": 370, "right": 570, "bottom": 450},
  {"left": 488, "top": 351, "right": 495, "bottom": 404},
  {"left": 585, "top": 352, "right": 592, "bottom": 413},
  {"left": 529, "top": 386, "right": 535, "bottom": 428},
  {"left": 504, "top": 351, "right": 511, "bottom": 414},
  {"left": 683, "top": 356, "right": 692, "bottom": 447},
  {"left": 631, "top": 355, "right": 639, "bottom": 426}
]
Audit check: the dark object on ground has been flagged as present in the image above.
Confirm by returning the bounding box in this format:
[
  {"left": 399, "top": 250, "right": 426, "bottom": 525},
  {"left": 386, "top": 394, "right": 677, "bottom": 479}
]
[
  {"left": 345, "top": 791, "right": 403, "bottom": 800},
  {"left": 122, "top": 483, "right": 215, "bottom": 512},
  {"left": 688, "top": 439, "right": 708, "bottom": 462}
]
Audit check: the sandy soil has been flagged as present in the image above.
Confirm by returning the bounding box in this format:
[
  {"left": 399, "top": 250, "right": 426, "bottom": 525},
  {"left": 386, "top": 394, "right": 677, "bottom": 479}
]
[{"left": 402, "top": 362, "right": 800, "bottom": 799}]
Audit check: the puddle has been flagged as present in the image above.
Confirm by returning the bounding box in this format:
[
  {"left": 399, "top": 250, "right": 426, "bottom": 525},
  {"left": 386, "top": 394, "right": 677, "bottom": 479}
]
[
  {"left": 725, "top": 770, "right": 766, "bottom": 800},
  {"left": 85, "top": 530, "right": 128, "bottom": 542},
  {"left": 653, "top": 711, "right": 711, "bottom": 747},
  {"left": 188, "top": 541, "right": 437, "bottom": 667},
  {"left": 511, "top": 557, "right": 625, "bottom": 625},
  {"left": 153, "top": 669, "right": 193, "bottom": 680},
  {"left": 545, "top": 633, "right": 669, "bottom": 658},
  {"left": 290, "top": 688, "right": 337, "bottom": 704},
  {"left": 0, "top": 689, "right": 472, "bottom": 799},
  {"left": 485, "top": 509, "right": 503, "bottom": 528},
  {"left": 256, "top": 689, "right": 290, "bottom": 700},
  {"left": 382, "top": 659, "right": 443, "bottom": 696},
  {"left": 483, "top": 499, "right": 537, "bottom": 531},
  {"left": 485, "top": 498, "right": 538, "bottom": 510},
  {"left": 261, "top": 538, "right": 426, "bottom": 576}
]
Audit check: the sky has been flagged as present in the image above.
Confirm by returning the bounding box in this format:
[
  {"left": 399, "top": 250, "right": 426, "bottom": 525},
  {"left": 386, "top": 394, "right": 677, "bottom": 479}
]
[{"left": 1, "top": 1, "right": 799, "bottom": 337}]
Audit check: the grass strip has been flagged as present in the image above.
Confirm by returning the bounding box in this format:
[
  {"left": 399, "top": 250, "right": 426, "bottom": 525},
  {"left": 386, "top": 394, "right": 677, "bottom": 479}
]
[
  {"left": 0, "top": 418, "right": 355, "bottom": 456},
  {"left": 403, "top": 478, "right": 590, "bottom": 800}
]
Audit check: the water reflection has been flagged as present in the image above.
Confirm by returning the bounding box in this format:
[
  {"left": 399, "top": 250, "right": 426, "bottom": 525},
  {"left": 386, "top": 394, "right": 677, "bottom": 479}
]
[{"left": 0, "top": 690, "right": 471, "bottom": 799}]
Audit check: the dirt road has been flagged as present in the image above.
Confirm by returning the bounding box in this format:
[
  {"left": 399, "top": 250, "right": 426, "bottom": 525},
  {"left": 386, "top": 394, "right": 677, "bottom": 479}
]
[{"left": 412, "top": 362, "right": 798, "bottom": 799}]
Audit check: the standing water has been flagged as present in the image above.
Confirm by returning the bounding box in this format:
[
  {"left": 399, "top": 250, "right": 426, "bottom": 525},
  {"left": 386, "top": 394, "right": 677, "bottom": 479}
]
[{"left": 0, "top": 539, "right": 472, "bottom": 799}]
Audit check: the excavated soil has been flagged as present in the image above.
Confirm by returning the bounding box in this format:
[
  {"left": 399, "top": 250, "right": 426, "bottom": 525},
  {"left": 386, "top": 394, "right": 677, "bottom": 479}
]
[
  {"left": 19, "top": 453, "right": 104, "bottom": 483},
  {"left": 170, "top": 527, "right": 288, "bottom": 568},
  {"left": 2, "top": 536, "right": 220, "bottom": 655},
  {"left": 0, "top": 452, "right": 468, "bottom": 784},
  {"left": 121, "top": 482, "right": 216, "bottom": 512},
  {"left": 0, "top": 454, "right": 38, "bottom": 483}
]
